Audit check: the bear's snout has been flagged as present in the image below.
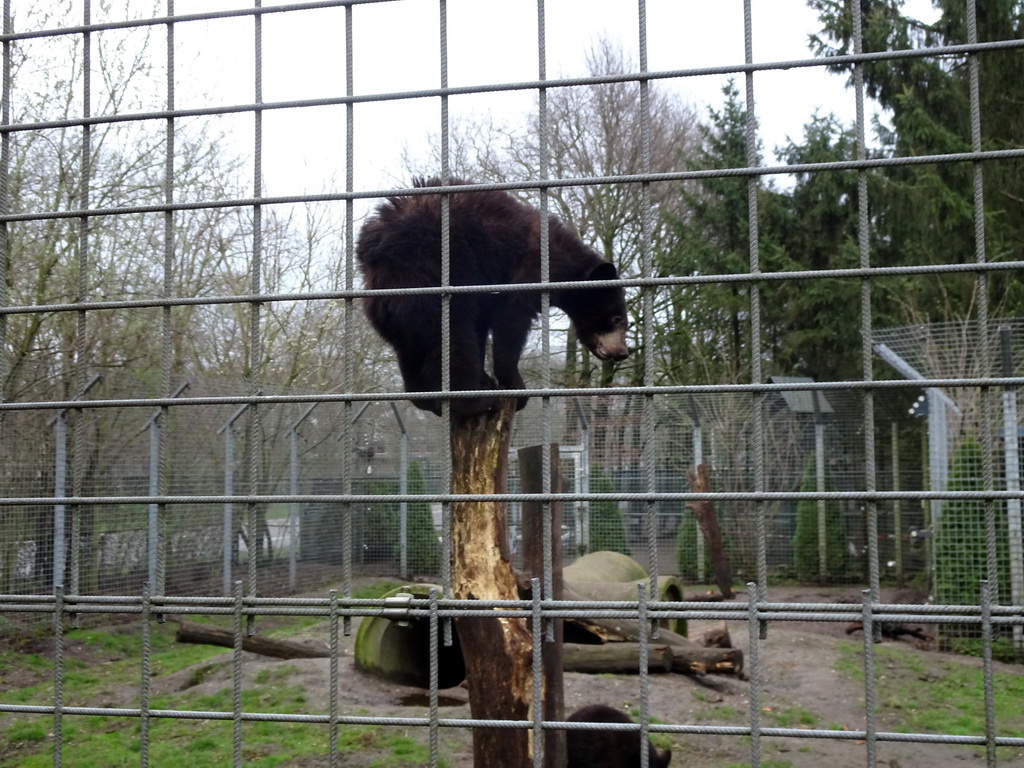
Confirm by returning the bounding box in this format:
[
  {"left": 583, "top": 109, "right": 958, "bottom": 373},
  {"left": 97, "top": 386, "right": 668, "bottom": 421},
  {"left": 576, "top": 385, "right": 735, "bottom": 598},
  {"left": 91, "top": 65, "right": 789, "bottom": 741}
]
[{"left": 590, "top": 330, "right": 629, "bottom": 361}]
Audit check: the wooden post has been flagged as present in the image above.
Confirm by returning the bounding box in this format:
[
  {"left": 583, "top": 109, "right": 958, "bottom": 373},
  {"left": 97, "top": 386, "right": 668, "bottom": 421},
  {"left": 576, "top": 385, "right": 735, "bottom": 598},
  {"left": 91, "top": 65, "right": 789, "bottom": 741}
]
[
  {"left": 519, "top": 444, "right": 566, "bottom": 768},
  {"left": 450, "top": 400, "right": 533, "bottom": 767},
  {"left": 686, "top": 463, "right": 734, "bottom": 599}
]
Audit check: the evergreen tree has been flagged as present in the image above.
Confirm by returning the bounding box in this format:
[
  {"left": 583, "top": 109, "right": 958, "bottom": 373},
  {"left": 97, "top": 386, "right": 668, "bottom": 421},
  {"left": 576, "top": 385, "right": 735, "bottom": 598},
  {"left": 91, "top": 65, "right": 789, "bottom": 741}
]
[
  {"left": 765, "top": 114, "right": 877, "bottom": 384},
  {"left": 792, "top": 454, "right": 847, "bottom": 582},
  {"left": 935, "top": 435, "right": 1009, "bottom": 607},
  {"left": 658, "top": 80, "right": 779, "bottom": 383},
  {"left": 807, "top": 0, "right": 1024, "bottom": 320},
  {"left": 659, "top": 83, "right": 880, "bottom": 389},
  {"left": 676, "top": 510, "right": 700, "bottom": 582},
  {"left": 406, "top": 461, "right": 441, "bottom": 576},
  {"left": 588, "top": 467, "right": 631, "bottom": 556},
  {"left": 362, "top": 479, "right": 399, "bottom": 564}
]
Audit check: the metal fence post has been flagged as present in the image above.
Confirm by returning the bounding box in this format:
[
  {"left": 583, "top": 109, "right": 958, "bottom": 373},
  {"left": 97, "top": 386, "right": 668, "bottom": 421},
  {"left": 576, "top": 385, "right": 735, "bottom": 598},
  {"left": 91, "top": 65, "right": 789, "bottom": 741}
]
[
  {"left": 892, "top": 421, "right": 903, "bottom": 584},
  {"left": 49, "top": 372, "right": 101, "bottom": 592},
  {"left": 219, "top": 405, "right": 248, "bottom": 597},
  {"left": 390, "top": 403, "right": 409, "bottom": 579},
  {"left": 1000, "top": 326, "right": 1023, "bottom": 657},
  {"left": 144, "top": 381, "right": 188, "bottom": 594},
  {"left": 815, "top": 420, "right": 827, "bottom": 577},
  {"left": 52, "top": 412, "right": 66, "bottom": 590},
  {"left": 288, "top": 403, "right": 318, "bottom": 591},
  {"left": 572, "top": 398, "right": 590, "bottom": 552},
  {"left": 693, "top": 422, "right": 705, "bottom": 581}
]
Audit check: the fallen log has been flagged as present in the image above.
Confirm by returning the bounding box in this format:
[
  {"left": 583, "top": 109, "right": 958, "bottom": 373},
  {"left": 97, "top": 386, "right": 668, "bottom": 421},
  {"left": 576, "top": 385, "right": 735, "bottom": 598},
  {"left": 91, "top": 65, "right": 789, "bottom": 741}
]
[
  {"left": 563, "top": 643, "right": 675, "bottom": 674},
  {"left": 845, "top": 620, "right": 932, "bottom": 642},
  {"left": 563, "top": 612, "right": 743, "bottom": 675},
  {"left": 512, "top": 575, "right": 744, "bottom": 675},
  {"left": 685, "top": 592, "right": 729, "bottom": 602},
  {"left": 175, "top": 620, "right": 329, "bottom": 659},
  {"left": 695, "top": 623, "right": 733, "bottom": 649},
  {"left": 672, "top": 646, "right": 743, "bottom": 676},
  {"left": 562, "top": 641, "right": 741, "bottom": 676}
]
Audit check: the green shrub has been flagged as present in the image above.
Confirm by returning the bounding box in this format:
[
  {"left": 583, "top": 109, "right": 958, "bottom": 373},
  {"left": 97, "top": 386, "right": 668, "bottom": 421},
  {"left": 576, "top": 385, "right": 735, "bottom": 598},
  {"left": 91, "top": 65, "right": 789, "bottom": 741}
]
[
  {"left": 406, "top": 461, "right": 441, "bottom": 575},
  {"left": 362, "top": 478, "right": 399, "bottom": 563},
  {"left": 676, "top": 510, "right": 699, "bottom": 581},
  {"left": 935, "top": 436, "right": 1009, "bottom": 635},
  {"left": 588, "top": 467, "right": 630, "bottom": 555},
  {"left": 792, "top": 454, "right": 846, "bottom": 582}
]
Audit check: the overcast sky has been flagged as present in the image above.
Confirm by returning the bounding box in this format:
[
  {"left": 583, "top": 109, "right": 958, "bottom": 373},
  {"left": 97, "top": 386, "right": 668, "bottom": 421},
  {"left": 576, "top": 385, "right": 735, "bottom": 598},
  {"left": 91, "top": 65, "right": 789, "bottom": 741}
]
[
  {"left": 33, "top": 0, "right": 936, "bottom": 200},
  {"left": 152, "top": 0, "right": 924, "bottom": 198}
]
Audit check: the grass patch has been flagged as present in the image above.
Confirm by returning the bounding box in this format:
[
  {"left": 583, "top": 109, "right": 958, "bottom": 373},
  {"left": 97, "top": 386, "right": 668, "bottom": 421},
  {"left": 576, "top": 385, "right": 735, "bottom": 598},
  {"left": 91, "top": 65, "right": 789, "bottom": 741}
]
[
  {"left": 4, "top": 718, "right": 441, "bottom": 768},
  {"left": 1, "top": 581, "right": 444, "bottom": 767},
  {"left": 764, "top": 706, "right": 817, "bottom": 728},
  {"left": 835, "top": 641, "right": 1024, "bottom": 755},
  {"left": 6, "top": 720, "right": 47, "bottom": 743},
  {"left": 351, "top": 581, "right": 406, "bottom": 600},
  {"left": 253, "top": 664, "right": 301, "bottom": 685},
  {"left": 3, "top": 679, "right": 443, "bottom": 768},
  {"left": 712, "top": 705, "right": 741, "bottom": 720}
]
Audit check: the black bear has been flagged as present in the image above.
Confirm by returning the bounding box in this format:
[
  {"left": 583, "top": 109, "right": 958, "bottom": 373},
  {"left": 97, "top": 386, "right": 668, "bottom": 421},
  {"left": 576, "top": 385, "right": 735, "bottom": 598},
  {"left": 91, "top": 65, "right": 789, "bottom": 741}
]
[
  {"left": 566, "top": 704, "right": 672, "bottom": 768},
  {"left": 355, "top": 177, "right": 629, "bottom": 417}
]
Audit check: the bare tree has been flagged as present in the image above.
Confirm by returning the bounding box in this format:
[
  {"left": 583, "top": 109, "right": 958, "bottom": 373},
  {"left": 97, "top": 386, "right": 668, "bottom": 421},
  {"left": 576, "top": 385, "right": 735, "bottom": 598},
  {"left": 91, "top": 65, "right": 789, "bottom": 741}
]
[{"left": 0, "top": 1, "right": 392, "bottom": 589}]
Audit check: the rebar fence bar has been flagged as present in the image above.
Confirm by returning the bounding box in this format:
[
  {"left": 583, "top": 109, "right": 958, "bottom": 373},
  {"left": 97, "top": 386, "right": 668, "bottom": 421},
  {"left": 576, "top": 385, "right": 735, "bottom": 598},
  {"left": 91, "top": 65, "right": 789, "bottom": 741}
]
[{"left": 1, "top": 1, "right": 1023, "bottom": 767}]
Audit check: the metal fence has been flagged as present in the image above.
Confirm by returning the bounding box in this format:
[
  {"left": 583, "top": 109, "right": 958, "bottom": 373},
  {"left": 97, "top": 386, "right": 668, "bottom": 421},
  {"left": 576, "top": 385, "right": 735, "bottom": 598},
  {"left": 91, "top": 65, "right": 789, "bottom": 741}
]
[
  {"left": 0, "top": 384, "right": 941, "bottom": 595},
  {"left": 1, "top": 1, "right": 1023, "bottom": 767}
]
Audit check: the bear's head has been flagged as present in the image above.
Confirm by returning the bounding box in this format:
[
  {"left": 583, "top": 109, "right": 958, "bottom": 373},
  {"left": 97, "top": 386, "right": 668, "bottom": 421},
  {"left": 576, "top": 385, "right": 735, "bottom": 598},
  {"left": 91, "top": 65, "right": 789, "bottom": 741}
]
[{"left": 569, "top": 261, "right": 629, "bottom": 362}]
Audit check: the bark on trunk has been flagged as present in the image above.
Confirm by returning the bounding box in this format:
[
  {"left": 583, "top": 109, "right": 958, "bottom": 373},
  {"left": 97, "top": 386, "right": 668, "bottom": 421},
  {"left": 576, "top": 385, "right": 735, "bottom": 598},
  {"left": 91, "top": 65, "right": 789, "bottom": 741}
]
[
  {"left": 687, "top": 463, "right": 734, "bottom": 598},
  {"left": 450, "top": 400, "right": 533, "bottom": 768}
]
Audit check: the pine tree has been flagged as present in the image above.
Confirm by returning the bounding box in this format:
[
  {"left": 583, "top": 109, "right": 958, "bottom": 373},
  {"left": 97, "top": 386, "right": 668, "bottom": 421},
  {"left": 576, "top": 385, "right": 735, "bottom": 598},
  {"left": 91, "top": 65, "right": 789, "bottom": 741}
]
[
  {"left": 934, "top": 435, "right": 1008, "bottom": 607},
  {"left": 808, "top": 0, "right": 1024, "bottom": 320},
  {"left": 407, "top": 461, "right": 441, "bottom": 575},
  {"left": 588, "top": 467, "right": 631, "bottom": 556},
  {"left": 792, "top": 455, "right": 847, "bottom": 582}
]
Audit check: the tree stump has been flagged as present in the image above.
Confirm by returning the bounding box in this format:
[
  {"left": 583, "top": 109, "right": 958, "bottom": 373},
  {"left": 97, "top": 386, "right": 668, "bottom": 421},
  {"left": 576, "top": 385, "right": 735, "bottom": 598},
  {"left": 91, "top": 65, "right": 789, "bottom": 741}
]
[{"left": 450, "top": 400, "right": 533, "bottom": 767}]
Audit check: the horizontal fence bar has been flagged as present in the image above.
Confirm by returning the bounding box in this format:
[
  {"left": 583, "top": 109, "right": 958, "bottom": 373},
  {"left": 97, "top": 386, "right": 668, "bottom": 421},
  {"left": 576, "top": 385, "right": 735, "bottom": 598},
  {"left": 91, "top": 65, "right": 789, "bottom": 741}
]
[
  {"left": 1, "top": 593, "right": 1020, "bottom": 624},
  {"left": 0, "top": 0, "right": 400, "bottom": 43},
  {"left": 0, "top": 376, "right": 1022, "bottom": 413},
  {"left": 2, "top": 259, "right": 1023, "bottom": 317},
  {"left": 1, "top": 489, "right": 1022, "bottom": 506},
  {"left": 2, "top": 38, "right": 1022, "bottom": 128},
  {"left": 0, "top": 704, "right": 1020, "bottom": 748},
  {"left": 2, "top": 149, "right": 1024, "bottom": 223}
]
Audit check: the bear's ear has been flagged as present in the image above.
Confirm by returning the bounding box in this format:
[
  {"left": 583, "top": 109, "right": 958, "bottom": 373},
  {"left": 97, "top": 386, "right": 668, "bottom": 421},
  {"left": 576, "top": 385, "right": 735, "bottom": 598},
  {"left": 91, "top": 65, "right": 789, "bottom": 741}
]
[{"left": 587, "top": 261, "right": 618, "bottom": 281}]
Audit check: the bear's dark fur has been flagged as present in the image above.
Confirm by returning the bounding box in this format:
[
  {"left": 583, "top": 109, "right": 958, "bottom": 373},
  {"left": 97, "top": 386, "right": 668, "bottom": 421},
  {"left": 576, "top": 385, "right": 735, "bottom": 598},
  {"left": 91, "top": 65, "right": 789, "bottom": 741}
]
[
  {"left": 566, "top": 704, "right": 672, "bottom": 768},
  {"left": 355, "top": 177, "right": 629, "bottom": 417}
]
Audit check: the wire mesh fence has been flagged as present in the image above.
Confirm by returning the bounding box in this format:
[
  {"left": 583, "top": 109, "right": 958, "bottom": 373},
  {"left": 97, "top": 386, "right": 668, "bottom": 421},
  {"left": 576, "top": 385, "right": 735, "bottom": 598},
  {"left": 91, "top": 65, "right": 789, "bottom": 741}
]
[
  {"left": 0, "top": 385, "right": 938, "bottom": 597},
  {"left": 1, "top": 1, "right": 1023, "bottom": 767}
]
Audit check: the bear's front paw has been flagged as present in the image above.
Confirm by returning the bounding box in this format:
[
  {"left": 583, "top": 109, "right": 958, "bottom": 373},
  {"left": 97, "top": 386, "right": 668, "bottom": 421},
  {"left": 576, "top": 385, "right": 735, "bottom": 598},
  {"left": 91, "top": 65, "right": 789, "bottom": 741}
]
[
  {"left": 451, "top": 395, "right": 501, "bottom": 418},
  {"left": 411, "top": 397, "right": 443, "bottom": 416}
]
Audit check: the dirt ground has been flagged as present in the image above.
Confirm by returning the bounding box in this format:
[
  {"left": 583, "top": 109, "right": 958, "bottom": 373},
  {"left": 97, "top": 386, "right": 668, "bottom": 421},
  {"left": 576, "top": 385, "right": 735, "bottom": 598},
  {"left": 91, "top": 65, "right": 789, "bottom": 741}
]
[
  {"left": 163, "top": 584, "right": 1024, "bottom": 767},
  {"left": 5, "top": 583, "right": 1024, "bottom": 767}
]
